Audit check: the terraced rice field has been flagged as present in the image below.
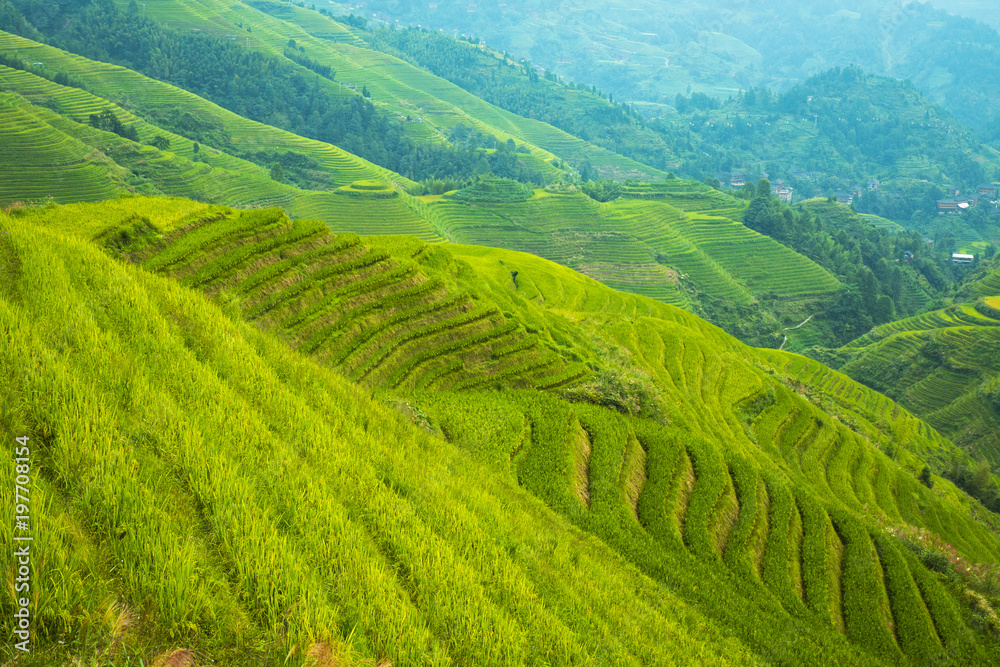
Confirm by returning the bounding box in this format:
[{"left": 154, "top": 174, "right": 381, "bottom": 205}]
[
  {"left": 136, "top": 0, "right": 665, "bottom": 183},
  {"left": 840, "top": 302, "right": 1000, "bottom": 466},
  {"left": 0, "top": 30, "right": 410, "bottom": 188},
  {"left": 96, "top": 203, "right": 583, "bottom": 392},
  {"left": 423, "top": 188, "right": 839, "bottom": 310},
  {"left": 421, "top": 360, "right": 1000, "bottom": 665},
  {"left": 0, "top": 90, "right": 126, "bottom": 203},
  {"left": 292, "top": 190, "right": 442, "bottom": 241},
  {"left": 973, "top": 269, "right": 1000, "bottom": 296},
  {"left": 1, "top": 199, "right": 775, "bottom": 666},
  {"left": 0, "top": 57, "right": 449, "bottom": 241},
  {"left": 849, "top": 303, "right": 1000, "bottom": 347},
  {"left": 859, "top": 213, "right": 906, "bottom": 233},
  {"left": 7, "top": 196, "right": 999, "bottom": 665}
]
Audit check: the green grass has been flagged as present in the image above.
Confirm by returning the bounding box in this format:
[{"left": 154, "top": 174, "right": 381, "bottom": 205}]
[
  {"left": 3, "top": 196, "right": 1000, "bottom": 665},
  {"left": 1, "top": 199, "right": 770, "bottom": 666},
  {"left": 421, "top": 186, "right": 840, "bottom": 314},
  {"left": 120, "top": 0, "right": 666, "bottom": 183},
  {"left": 838, "top": 301, "right": 1000, "bottom": 467}
]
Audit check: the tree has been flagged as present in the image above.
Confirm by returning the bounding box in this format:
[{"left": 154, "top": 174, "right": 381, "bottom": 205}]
[
  {"left": 858, "top": 267, "right": 878, "bottom": 312},
  {"left": 756, "top": 178, "right": 771, "bottom": 199},
  {"left": 873, "top": 294, "right": 896, "bottom": 324},
  {"left": 269, "top": 161, "right": 284, "bottom": 182},
  {"left": 361, "top": 85, "right": 370, "bottom": 99},
  {"left": 971, "top": 458, "right": 993, "bottom": 497},
  {"left": 88, "top": 109, "right": 139, "bottom": 141},
  {"left": 147, "top": 135, "right": 171, "bottom": 150},
  {"left": 919, "top": 466, "right": 934, "bottom": 488}
]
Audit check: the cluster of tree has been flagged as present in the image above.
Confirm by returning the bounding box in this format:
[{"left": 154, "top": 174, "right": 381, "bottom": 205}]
[
  {"left": 579, "top": 179, "right": 623, "bottom": 202},
  {"left": 944, "top": 455, "right": 1000, "bottom": 513},
  {"left": 742, "top": 179, "right": 951, "bottom": 344},
  {"left": 238, "top": 149, "right": 331, "bottom": 190},
  {"left": 361, "top": 25, "right": 678, "bottom": 172},
  {"left": 146, "top": 135, "right": 170, "bottom": 150},
  {"left": 444, "top": 124, "right": 544, "bottom": 183},
  {"left": 283, "top": 41, "right": 334, "bottom": 80},
  {"left": 0, "top": 51, "right": 86, "bottom": 94},
  {"left": 0, "top": 0, "right": 543, "bottom": 185},
  {"left": 654, "top": 68, "right": 999, "bottom": 219},
  {"left": 88, "top": 108, "right": 138, "bottom": 141},
  {"left": 672, "top": 92, "right": 719, "bottom": 114}
]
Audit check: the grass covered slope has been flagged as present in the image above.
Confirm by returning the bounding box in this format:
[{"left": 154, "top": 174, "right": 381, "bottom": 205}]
[
  {"left": 0, "top": 202, "right": 761, "bottom": 665},
  {"left": 838, "top": 300, "right": 1000, "bottom": 468},
  {"left": 7, "top": 197, "right": 999, "bottom": 665},
  {"left": 133, "top": 0, "right": 668, "bottom": 182},
  {"left": 0, "top": 51, "right": 841, "bottom": 345},
  {"left": 0, "top": 51, "right": 443, "bottom": 240},
  {"left": 422, "top": 179, "right": 841, "bottom": 339}
]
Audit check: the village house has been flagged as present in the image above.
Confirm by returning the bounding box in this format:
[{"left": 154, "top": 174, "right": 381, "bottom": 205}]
[
  {"left": 834, "top": 191, "right": 854, "bottom": 205},
  {"left": 952, "top": 253, "right": 974, "bottom": 264},
  {"left": 979, "top": 184, "right": 998, "bottom": 199},
  {"left": 937, "top": 198, "right": 959, "bottom": 214},
  {"left": 867, "top": 178, "right": 880, "bottom": 191},
  {"left": 770, "top": 179, "right": 793, "bottom": 203}
]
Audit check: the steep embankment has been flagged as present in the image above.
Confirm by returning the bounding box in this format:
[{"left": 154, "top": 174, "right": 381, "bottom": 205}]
[
  {"left": 0, "top": 199, "right": 757, "bottom": 666},
  {"left": 838, "top": 298, "right": 1000, "bottom": 469},
  {"left": 3, "top": 197, "right": 998, "bottom": 665},
  {"left": 0, "top": 46, "right": 844, "bottom": 345}
]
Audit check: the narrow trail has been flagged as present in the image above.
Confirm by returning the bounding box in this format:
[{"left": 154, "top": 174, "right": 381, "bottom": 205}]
[{"left": 778, "top": 314, "right": 815, "bottom": 351}]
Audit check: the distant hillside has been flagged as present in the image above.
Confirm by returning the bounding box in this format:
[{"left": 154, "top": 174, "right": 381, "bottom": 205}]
[
  {"left": 835, "top": 297, "right": 1000, "bottom": 512},
  {"left": 0, "top": 41, "right": 849, "bottom": 349},
  {"left": 3, "top": 196, "right": 999, "bottom": 664},
  {"left": 659, "top": 67, "right": 1000, "bottom": 221},
  {"left": 831, "top": 258, "right": 1000, "bottom": 472},
  {"left": 343, "top": 0, "right": 1000, "bottom": 138}
]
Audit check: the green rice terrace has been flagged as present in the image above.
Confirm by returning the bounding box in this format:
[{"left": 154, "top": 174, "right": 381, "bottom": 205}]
[
  {"left": 0, "top": 31, "right": 411, "bottom": 190},
  {"left": 134, "top": 0, "right": 668, "bottom": 182},
  {"left": 422, "top": 181, "right": 841, "bottom": 329},
  {"left": 836, "top": 299, "right": 1000, "bottom": 468},
  {"left": 1, "top": 197, "right": 999, "bottom": 665},
  {"left": 0, "top": 42, "right": 843, "bottom": 347}
]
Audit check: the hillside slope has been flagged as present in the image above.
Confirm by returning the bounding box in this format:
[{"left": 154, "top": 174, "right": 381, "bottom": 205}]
[
  {"left": 838, "top": 298, "right": 1000, "bottom": 472},
  {"left": 343, "top": 0, "right": 1000, "bottom": 136},
  {"left": 0, "top": 200, "right": 762, "bottom": 666},
  {"left": 3, "top": 197, "right": 998, "bottom": 665},
  {"left": 0, "top": 44, "right": 847, "bottom": 347}
]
